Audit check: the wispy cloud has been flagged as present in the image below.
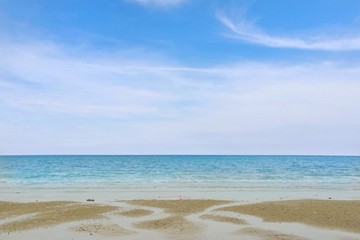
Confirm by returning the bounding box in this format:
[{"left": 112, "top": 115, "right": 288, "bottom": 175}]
[
  {"left": 1, "top": 40, "right": 360, "bottom": 154},
  {"left": 126, "top": 0, "right": 186, "bottom": 8},
  {"left": 218, "top": 13, "right": 360, "bottom": 51}
]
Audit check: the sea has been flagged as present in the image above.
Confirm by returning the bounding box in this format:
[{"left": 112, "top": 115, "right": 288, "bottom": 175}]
[{"left": 0, "top": 155, "right": 359, "bottom": 192}]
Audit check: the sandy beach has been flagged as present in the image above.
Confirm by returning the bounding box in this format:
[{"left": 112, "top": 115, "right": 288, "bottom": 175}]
[
  {"left": 1, "top": 198, "right": 359, "bottom": 240},
  {"left": 1, "top": 155, "right": 359, "bottom": 240}
]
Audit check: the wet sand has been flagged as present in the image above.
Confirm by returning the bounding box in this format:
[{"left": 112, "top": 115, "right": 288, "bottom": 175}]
[
  {"left": 0, "top": 201, "right": 117, "bottom": 232},
  {"left": 134, "top": 215, "right": 201, "bottom": 234},
  {"left": 220, "top": 199, "right": 360, "bottom": 233},
  {"left": 71, "top": 223, "right": 134, "bottom": 236},
  {"left": 0, "top": 199, "right": 359, "bottom": 240},
  {"left": 123, "top": 199, "right": 231, "bottom": 214},
  {"left": 237, "top": 227, "right": 308, "bottom": 240},
  {"left": 200, "top": 214, "right": 247, "bottom": 225},
  {"left": 0, "top": 201, "right": 74, "bottom": 219},
  {"left": 124, "top": 199, "right": 230, "bottom": 235},
  {"left": 118, "top": 209, "right": 153, "bottom": 217}
]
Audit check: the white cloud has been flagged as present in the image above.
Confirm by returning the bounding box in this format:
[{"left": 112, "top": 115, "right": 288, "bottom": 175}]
[
  {"left": 126, "top": 0, "right": 186, "bottom": 8},
  {"left": 0, "top": 41, "right": 360, "bottom": 155},
  {"left": 218, "top": 13, "right": 360, "bottom": 51}
]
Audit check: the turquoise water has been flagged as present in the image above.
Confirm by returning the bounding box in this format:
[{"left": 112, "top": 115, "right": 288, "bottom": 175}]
[{"left": 0, "top": 155, "right": 359, "bottom": 190}]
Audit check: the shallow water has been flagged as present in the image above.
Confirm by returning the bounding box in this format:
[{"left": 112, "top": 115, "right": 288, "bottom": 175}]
[{"left": 0, "top": 155, "right": 359, "bottom": 191}]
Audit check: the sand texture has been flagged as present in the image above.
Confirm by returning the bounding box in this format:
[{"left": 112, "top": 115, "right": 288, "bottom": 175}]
[
  {"left": 118, "top": 209, "right": 153, "bottom": 217},
  {"left": 72, "top": 223, "right": 134, "bottom": 236},
  {"left": 238, "top": 227, "right": 308, "bottom": 240},
  {"left": 1, "top": 199, "right": 360, "bottom": 240},
  {"left": 200, "top": 214, "right": 247, "bottom": 225},
  {"left": 134, "top": 215, "right": 201, "bottom": 234},
  {"left": 0, "top": 201, "right": 117, "bottom": 232},
  {"left": 125, "top": 199, "right": 230, "bottom": 234},
  {"left": 124, "top": 199, "right": 231, "bottom": 215},
  {"left": 220, "top": 200, "right": 360, "bottom": 233},
  {"left": 0, "top": 201, "right": 74, "bottom": 219}
]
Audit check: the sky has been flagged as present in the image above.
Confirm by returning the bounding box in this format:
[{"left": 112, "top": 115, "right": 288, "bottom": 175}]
[{"left": 1, "top": 0, "right": 360, "bottom": 155}]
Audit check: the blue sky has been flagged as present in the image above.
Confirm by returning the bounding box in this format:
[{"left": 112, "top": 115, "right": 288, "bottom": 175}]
[{"left": 1, "top": 0, "right": 360, "bottom": 155}]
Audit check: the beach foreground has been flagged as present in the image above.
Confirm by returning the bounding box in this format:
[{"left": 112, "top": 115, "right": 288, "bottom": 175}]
[{"left": 1, "top": 199, "right": 359, "bottom": 240}]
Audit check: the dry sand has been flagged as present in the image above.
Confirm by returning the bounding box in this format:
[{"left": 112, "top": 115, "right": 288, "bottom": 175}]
[
  {"left": 71, "top": 223, "right": 134, "bottom": 236},
  {"left": 200, "top": 214, "right": 247, "bottom": 225},
  {"left": 220, "top": 199, "right": 360, "bottom": 233},
  {"left": 125, "top": 199, "right": 230, "bottom": 234},
  {"left": 118, "top": 209, "right": 153, "bottom": 217},
  {"left": 1, "top": 199, "right": 360, "bottom": 240},
  {"left": 134, "top": 215, "right": 201, "bottom": 234},
  {"left": 0, "top": 201, "right": 74, "bottom": 219},
  {"left": 0, "top": 201, "right": 117, "bottom": 232}
]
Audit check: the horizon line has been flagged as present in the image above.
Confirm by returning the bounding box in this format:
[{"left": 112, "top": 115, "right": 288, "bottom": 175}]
[{"left": 1, "top": 154, "right": 359, "bottom": 157}]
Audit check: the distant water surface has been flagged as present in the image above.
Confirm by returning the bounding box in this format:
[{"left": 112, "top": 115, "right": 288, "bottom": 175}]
[{"left": 0, "top": 155, "right": 359, "bottom": 190}]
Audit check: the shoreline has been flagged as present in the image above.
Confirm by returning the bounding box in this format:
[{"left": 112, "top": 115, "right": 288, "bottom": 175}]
[
  {"left": 1, "top": 186, "right": 359, "bottom": 203},
  {"left": 1, "top": 156, "right": 359, "bottom": 239}
]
